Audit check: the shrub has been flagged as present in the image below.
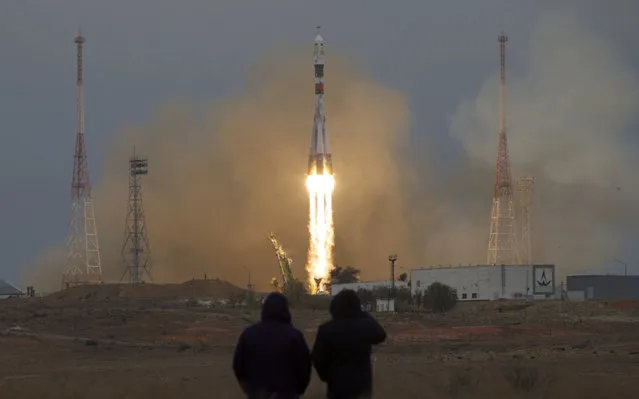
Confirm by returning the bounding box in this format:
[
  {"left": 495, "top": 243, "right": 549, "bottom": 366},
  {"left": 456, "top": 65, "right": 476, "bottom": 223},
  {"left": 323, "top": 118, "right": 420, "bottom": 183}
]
[
  {"left": 356, "top": 289, "right": 375, "bottom": 305},
  {"left": 394, "top": 287, "right": 412, "bottom": 303},
  {"left": 502, "top": 365, "right": 540, "bottom": 392},
  {"left": 449, "top": 367, "right": 478, "bottom": 394},
  {"left": 413, "top": 291, "right": 422, "bottom": 308},
  {"left": 422, "top": 282, "right": 457, "bottom": 313}
]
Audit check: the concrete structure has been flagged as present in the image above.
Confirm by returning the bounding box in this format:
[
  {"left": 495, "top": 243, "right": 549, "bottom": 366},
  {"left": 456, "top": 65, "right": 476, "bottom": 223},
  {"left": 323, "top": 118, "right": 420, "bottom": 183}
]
[
  {"left": 375, "top": 298, "right": 395, "bottom": 312},
  {"left": 330, "top": 280, "right": 409, "bottom": 296},
  {"left": 0, "top": 279, "right": 24, "bottom": 299},
  {"left": 411, "top": 264, "right": 556, "bottom": 301},
  {"left": 566, "top": 275, "right": 639, "bottom": 300}
]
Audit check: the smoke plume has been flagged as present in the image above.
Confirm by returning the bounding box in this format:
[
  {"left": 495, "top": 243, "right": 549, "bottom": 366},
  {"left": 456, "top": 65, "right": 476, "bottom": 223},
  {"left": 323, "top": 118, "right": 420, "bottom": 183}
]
[
  {"left": 22, "top": 10, "right": 639, "bottom": 291},
  {"left": 24, "top": 53, "right": 418, "bottom": 291},
  {"left": 449, "top": 11, "right": 639, "bottom": 275}
]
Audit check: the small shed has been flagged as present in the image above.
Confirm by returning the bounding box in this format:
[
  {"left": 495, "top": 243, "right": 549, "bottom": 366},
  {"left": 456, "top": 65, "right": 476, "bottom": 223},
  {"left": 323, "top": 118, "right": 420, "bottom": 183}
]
[{"left": 375, "top": 298, "right": 395, "bottom": 312}]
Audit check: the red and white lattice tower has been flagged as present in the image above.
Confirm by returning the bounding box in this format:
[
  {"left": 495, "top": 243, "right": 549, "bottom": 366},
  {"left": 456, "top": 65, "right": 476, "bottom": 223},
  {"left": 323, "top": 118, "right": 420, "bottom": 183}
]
[
  {"left": 62, "top": 32, "right": 103, "bottom": 287},
  {"left": 487, "top": 31, "right": 520, "bottom": 265}
]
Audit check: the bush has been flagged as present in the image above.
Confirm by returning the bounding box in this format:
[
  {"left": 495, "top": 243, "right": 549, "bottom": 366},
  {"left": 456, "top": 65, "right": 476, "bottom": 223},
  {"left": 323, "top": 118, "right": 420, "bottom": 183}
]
[
  {"left": 356, "top": 288, "right": 375, "bottom": 305},
  {"left": 413, "top": 291, "right": 423, "bottom": 308},
  {"left": 502, "top": 365, "right": 540, "bottom": 392},
  {"left": 394, "top": 287, "right": 412, "bottom": 303},
  {"left": 449, "top": 367, "right": 478, "bottom": 394},
  {"left": 422, "top": 282, "right": 457, "bottom": 313}
]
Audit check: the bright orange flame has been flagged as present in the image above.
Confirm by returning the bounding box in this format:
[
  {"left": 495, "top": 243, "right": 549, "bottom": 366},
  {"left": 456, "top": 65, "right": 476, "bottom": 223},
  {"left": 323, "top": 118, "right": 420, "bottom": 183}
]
[{"left": 306, "top": 172, "right": 335, "bottom": 292}]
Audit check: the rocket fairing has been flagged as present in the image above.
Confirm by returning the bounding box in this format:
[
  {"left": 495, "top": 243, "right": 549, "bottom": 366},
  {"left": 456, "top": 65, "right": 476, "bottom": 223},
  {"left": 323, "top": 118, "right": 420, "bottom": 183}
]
[{"left": 308, "top": 27, "right": 333, "bottom": 176}]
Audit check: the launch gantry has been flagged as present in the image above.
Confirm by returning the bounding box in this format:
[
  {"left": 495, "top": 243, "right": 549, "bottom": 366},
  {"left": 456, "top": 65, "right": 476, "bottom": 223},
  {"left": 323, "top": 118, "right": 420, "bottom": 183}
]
[{"left": 268, "top": 232, "right": 296, "bottom": 290}]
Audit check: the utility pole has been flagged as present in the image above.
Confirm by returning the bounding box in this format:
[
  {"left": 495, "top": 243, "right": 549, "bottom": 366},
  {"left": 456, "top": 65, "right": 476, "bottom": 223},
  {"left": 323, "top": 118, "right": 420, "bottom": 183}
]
[
  {"left": 120, "top": 148, "right": 152, "bottom": 283},
  {"left": 247, "top": 268, "right": 254, "bottom": 291},
  {"left": 388, "top": 254, "right": 398, "bottom": 296},
  {"left": 613, "top": 258, "right": 628, "bottom": 276},
  {"left": 63, "top": 32, "right": 103, "bottom": 288}
]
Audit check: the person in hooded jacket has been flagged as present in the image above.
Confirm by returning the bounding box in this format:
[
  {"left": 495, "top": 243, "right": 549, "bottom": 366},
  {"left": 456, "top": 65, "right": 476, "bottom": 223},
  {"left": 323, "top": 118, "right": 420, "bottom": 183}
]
[
  {"left": 233, "top": 292, "right": 312, "bottom": 399},
  {"left": 311, "top": 289, "right": 387, "bottom": 398}
]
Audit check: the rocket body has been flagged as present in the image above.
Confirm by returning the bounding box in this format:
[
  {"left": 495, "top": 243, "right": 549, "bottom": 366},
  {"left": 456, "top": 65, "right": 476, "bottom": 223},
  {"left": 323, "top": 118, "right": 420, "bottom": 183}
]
[
  {"left": 308, "top": 32, "right": 332, "bottom": 175},
  {"left": 306, "top": 28, "right": 334, "bottom": 294}
]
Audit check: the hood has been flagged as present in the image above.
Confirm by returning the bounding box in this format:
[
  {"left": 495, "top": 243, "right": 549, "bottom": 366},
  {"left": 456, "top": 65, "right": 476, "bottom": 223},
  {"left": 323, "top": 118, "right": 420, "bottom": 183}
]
[
  {"left": 261, "top": 292, "right": 292, "bottom": 324},
  {"left": 330, "top": 289, "right": 362, "bottom": 319}
]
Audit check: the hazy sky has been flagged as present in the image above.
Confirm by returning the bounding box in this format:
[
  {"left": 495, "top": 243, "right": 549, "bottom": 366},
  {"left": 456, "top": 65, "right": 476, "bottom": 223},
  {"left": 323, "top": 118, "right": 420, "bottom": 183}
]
[{"left": 1, "top": 1, "right": 638, "bottom": 284}]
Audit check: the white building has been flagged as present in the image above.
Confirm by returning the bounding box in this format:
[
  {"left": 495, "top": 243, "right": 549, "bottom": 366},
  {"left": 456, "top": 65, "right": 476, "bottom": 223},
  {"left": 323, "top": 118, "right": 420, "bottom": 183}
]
[
  {"left": 330, "top": 280, "right": 409, "bottom": 296},
  {"left": 410, "top": 264, "right": 556, "bottom": 301}
]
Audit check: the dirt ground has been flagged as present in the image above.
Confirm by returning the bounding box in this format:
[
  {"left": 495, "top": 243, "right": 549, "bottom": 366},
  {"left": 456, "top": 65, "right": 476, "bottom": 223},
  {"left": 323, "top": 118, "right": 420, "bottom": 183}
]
[{"left": 2, "top": 282, "right": 639, "bottom": 398}]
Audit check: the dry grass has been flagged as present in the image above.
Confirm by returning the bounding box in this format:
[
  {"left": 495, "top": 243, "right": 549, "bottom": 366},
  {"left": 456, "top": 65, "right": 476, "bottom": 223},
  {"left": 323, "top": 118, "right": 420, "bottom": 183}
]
[
  {"left": 3, "top": 353, "right": 639, "bottom": 399},
  {"left": 3, "top": 289, "right": 639, "bottom": 398}
]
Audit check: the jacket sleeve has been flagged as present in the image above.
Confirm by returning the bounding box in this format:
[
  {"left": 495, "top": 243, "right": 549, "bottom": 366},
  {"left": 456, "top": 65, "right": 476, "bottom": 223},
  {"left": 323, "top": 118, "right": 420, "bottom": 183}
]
[
  {"left": 294, "top": 330, "right": 312, "bottom": 395},
  {"left": 232, "top": 330, "right": 250, "bottom": 394},
  {"left": 361, "top": 312, "right": 387, "bottom": 345},
  {"left": 311, "top": 325, "right": 331, "bottom": 382}
]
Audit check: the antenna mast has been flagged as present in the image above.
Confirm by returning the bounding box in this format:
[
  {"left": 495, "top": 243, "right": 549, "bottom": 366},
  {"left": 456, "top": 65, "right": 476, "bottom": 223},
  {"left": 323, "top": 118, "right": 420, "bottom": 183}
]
[
  {"left": 120, "top": 149, "right": 153, "bottom": 283},
  {"left": 487, "top": 31, "right": 520, "bottom": 265},
  {"left": 62, "top": 32, "right": 103, "bottom": 288}
]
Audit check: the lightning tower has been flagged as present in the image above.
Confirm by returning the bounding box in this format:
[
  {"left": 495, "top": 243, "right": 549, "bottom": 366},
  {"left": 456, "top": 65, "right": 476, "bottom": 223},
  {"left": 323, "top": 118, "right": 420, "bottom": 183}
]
[
  {"left": 487, "top": 31, "right": 520, "bottom": 265},
  {"left": 62, "top": 33, "right": 103, "bottom": 288},
  {"left": 306, "top": 26, "right": 335, "bottom": 293},
  {"left": 120, "top": 149, "right": 153, "bottom": 283},
  {"left": 517, "top": 177, "right": 534, "bottom": 265}
]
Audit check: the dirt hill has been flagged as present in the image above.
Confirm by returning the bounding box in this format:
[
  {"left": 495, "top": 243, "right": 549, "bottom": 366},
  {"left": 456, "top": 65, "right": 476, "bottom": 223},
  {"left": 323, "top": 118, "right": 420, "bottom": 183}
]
[{"left": 49, "top": 279, "right": 246, "bottom": 302}]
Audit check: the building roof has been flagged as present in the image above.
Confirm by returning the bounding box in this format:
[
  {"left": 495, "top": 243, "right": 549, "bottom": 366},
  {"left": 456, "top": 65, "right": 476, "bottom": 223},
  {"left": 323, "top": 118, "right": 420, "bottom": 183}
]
[
  {"left": 412, "top": 264, "right": 555, "bottom": 271},
  {"left": 568, "top": 274, "right": 639, "bottom": 279},
  {"left": 331, "top": 280, "right": 408, "bottom": 286},
  {"left": 0, "top": 279, "right": 24, "bottom": 296}
]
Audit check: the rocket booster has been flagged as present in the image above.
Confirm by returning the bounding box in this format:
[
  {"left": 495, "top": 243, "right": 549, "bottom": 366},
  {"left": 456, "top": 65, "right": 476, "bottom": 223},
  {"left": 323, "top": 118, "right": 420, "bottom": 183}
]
[{"left": 308, "top": 27, "right": 332, "bottom": 176}]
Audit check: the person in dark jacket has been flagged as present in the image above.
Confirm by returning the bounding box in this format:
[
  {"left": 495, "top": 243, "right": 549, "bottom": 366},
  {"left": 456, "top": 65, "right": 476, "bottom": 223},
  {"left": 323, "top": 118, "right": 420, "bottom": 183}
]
[
  {"left": 312, "top": 289, "right": 387, "bottom": 398},
  {"left": 233, "top": 292, "right": 312, "bottom": 399}
]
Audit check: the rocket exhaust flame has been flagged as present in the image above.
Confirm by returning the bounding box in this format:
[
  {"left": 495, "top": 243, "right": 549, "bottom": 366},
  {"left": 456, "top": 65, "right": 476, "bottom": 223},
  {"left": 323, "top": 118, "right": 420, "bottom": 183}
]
[
  {"left": 307, "top": 27, "right": 334, "bottom": 294},
  {"left": 307, "top": 173, "right": 334, "bottom": 293}
]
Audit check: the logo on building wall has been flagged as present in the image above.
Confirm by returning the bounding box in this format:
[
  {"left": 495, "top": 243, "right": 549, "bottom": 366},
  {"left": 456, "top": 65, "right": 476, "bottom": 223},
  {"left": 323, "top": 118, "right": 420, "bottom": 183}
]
[{"left": 533, "top": 265, "right": 555, "bottom": 295}]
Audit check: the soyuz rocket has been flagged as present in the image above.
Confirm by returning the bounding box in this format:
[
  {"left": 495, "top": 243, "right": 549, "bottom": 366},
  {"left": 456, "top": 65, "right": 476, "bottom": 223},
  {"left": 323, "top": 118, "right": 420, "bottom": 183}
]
[{"left": 308, "top": 27, "right": 332, "bottom": 176}]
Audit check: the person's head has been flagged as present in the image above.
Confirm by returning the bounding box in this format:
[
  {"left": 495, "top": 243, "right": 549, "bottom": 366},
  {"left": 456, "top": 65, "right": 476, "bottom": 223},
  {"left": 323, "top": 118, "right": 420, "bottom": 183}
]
[
  {"left": 329, "top": 289, "right": 362, "bottom": 319},
  {"left": 261, "top": 292, "right": 292, "bottom": 324}
]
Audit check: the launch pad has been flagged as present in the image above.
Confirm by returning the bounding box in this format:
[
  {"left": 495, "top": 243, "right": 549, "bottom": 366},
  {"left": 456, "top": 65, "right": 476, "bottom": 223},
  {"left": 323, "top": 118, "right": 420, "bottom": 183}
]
[{"left": 313, "top": 277, "right": 328, "bottom": 295}]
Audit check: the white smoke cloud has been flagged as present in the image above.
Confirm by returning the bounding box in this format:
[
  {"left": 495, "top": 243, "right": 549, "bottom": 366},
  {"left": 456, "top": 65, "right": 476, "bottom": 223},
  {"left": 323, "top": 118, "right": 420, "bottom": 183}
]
[{"left": 450, "top": 11, "right": 639, "bottom": 191}]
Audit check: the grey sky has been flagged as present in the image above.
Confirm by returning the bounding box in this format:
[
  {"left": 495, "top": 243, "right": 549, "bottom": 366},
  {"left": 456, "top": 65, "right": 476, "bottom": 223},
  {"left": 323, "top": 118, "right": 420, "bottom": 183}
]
[{"left": 1, "top": 1, "right": 638, "bottom": 283}]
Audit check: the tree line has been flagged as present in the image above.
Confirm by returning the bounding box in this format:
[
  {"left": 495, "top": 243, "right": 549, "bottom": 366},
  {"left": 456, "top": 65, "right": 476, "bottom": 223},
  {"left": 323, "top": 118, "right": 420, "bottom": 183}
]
[
  {"left": 328, "top": 266, "right": 457, "bottom": 313},
  {"left": 352, "top": 282, "right": 457, "bottom": 313}
]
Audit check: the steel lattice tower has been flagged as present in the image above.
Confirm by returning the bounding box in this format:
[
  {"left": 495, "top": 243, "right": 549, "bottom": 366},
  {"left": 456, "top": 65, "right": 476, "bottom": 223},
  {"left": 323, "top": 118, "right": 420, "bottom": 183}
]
[
  {"left": 487, "top": 31, "right": 520, "bottom": 265},
  {"left": 120, "top": 150, "right": 152, "bottom": 283},
  {"left": 62, "top": 33, "right": 103, "bottom": 288},
  {"left": 517, "top": 177, "right": 534, "bottom": 265}
]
